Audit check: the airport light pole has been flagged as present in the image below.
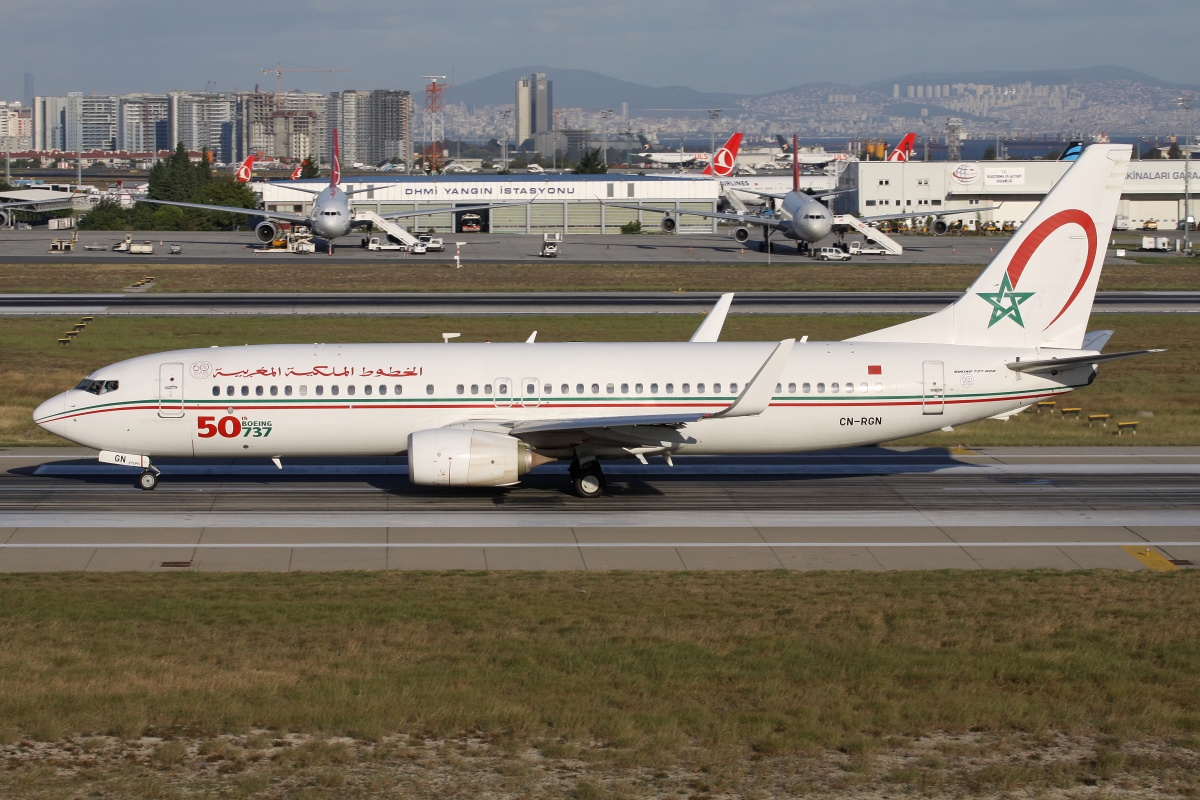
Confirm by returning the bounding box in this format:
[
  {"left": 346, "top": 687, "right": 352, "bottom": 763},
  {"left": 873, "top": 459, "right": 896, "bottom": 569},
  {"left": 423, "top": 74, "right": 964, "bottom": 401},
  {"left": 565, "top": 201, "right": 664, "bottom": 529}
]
[
  {"left": 708, "top": 109, "right": 722, "bottom": 169},
  {"left": 500, "top": 110, "right": 511, "bottom": 169},
  {"left": 600, "top": 109, "right": 613, "bottom": 167},
  {"left": 1180, "top": 95, "right": 1193, "bottom": 252}
]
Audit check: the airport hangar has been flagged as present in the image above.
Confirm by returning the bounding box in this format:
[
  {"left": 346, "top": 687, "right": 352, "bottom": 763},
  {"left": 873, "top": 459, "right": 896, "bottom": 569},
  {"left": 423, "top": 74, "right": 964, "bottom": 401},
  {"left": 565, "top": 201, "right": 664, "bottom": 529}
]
[
  {"left": 831, "top": 158, "right": 1199, "bottom": 231},
  {"left": 256, "top": 174, "right": 724, "bottom": 236}
]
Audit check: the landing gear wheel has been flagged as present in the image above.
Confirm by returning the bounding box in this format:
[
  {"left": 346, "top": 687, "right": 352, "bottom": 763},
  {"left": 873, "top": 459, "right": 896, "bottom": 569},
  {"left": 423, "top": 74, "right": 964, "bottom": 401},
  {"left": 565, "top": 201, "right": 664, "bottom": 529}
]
[
  {"left": 570, "top": 465, "right": 606, "bottom": 498},
  {"left": 137, "top": 470, "right": 158, "bottom": 491}
]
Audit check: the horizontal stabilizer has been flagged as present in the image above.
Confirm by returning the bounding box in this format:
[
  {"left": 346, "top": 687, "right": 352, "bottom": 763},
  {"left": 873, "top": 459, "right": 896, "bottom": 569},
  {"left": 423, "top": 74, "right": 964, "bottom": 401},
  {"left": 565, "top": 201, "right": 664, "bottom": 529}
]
[
  {"left": 1081, "top": 330, "right": 1115, "bottom": 351},
  {"left": 1007, "top": 349, "right": 1164, "bottom": 374}
]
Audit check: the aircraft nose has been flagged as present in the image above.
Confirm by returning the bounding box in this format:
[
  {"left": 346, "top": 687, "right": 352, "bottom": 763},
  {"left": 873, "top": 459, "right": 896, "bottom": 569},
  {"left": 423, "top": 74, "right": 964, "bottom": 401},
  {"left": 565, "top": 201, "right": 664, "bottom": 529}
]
[{"left": 33, "top": 394, "right": 65, "bottom": 433}]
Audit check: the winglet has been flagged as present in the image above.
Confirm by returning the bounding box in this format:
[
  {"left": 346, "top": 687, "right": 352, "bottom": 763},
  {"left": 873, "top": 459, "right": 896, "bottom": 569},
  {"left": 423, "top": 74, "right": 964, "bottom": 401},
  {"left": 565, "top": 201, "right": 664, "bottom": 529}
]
[
  {"left": 690, "top": 293, "right": 734, "bottom": 342},
  {"left": 709, "top": 338, "right": 795, "bottom": 418}
]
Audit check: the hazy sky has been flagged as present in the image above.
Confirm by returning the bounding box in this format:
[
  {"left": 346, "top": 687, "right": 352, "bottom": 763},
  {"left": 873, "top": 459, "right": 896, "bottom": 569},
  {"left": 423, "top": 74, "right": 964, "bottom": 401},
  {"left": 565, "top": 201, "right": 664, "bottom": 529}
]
[{"left": 4, "top": 0, "right": 1197, "bottom": 101}]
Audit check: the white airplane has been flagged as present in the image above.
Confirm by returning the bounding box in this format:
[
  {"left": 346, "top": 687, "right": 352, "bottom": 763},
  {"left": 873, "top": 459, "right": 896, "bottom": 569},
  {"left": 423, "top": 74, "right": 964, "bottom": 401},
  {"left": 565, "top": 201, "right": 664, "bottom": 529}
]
[
  {"left": 612, "top": 134, "right": 989, "bottom": 253},
  {"left": 634, "top": 145, "right": 712, "bottom": 168},
  {"left": 35, "top": 145, "right": 1160, "bottom": 498},
  {"left": 139, "top": 130, "right": 517, "bottom": 247}
]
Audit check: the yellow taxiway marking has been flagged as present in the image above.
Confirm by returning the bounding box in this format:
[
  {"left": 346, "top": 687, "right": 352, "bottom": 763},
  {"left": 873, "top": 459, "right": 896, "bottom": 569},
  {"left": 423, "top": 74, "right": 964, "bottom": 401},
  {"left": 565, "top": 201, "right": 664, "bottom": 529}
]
[{"left": 1120, "top": 545, "right": 1180, "bottom": 572}]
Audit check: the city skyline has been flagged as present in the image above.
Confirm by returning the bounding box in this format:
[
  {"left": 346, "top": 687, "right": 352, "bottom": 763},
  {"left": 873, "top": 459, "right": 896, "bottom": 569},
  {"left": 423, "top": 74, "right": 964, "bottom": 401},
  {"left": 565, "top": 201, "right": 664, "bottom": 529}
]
[{"left": 1, "top": 0, "right": 1195, "bottom": 102}]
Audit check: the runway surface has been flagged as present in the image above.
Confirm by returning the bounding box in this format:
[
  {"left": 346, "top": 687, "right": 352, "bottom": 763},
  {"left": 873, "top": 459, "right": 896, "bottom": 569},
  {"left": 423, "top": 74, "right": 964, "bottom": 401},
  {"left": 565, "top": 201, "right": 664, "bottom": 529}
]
[
  {"left": 2, "top": 290, "right": 1197, "bottom": 316},
  {"left": 2, "top": 447, "right": 1197, "bottom": 572}
]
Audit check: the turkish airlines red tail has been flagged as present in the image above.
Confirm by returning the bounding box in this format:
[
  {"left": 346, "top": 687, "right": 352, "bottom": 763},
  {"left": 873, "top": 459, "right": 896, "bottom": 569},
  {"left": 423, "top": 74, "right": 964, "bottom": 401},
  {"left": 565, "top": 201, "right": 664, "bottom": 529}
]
[
  {"left": 234, "top": 154, "right": 255, "bottom": 182},
  {"left": 290, "top": 163, "right": 303, "bottom": 180},
  {"left": 701, "top": 133, "right": 744, "bottom": 177},
  {"left": 887, "top": 133, "right": 916, "bottom": 162},
  {"left": 331, "top": 129, "right": 341, "bottom": 189}
]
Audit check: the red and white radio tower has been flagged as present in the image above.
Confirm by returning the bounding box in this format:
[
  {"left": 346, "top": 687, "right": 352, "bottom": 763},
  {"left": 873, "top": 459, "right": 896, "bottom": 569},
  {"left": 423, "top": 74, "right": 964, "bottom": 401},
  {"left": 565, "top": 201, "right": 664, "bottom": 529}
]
[{"left": 421, "top": 75, "right": 452, "bottom": 173}]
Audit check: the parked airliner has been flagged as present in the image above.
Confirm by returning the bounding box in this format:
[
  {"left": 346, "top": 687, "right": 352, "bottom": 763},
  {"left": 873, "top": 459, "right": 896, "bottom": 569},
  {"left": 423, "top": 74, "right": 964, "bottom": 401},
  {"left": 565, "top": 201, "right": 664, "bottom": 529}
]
[
  {"left": 140, "top": 130, "right": 515, "bottom": 247},
  {"left": 613, "top": 134, "right": 989, "bottom": 253},
  {"left": 35, "top": 145, "right": 1158, "bottom": 498}
]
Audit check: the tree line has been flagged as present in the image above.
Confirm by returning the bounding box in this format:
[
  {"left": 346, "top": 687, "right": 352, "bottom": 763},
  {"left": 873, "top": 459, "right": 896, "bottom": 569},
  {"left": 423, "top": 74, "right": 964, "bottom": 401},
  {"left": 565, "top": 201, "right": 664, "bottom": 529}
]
[{"left": 78, "top": 143, "right": 259, "bottom": 231}]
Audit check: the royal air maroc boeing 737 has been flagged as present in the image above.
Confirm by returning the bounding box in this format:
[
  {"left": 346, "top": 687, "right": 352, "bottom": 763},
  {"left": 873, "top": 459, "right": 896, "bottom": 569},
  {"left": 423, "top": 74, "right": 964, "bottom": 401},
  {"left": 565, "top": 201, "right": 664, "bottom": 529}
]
[
  {"left": 139, "top": 130, "right": 515, "bottom": 249},
  {"left": 35, "top": 145, "right": 1159, "bottom": 497}
]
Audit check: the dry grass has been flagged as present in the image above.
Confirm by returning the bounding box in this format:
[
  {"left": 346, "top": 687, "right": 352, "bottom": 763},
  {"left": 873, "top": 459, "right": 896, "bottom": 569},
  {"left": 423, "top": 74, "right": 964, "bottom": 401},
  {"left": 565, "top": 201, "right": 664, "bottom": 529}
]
[
  {"left": 2, "top": 260, "right": 1198, "bottom": 293},
  {"left": 0, "top": 571, "right": 1197, "bottom": 798},
  {"left": 1, "top": 313, "right": 1192, "bottom": 447}
]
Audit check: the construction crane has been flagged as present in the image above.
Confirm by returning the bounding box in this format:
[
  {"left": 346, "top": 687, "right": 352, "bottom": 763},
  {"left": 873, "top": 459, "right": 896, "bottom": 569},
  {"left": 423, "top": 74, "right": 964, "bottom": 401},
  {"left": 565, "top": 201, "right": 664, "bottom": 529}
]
[{"left": 261, "top": 62, "right": 347, "bottom": 109}]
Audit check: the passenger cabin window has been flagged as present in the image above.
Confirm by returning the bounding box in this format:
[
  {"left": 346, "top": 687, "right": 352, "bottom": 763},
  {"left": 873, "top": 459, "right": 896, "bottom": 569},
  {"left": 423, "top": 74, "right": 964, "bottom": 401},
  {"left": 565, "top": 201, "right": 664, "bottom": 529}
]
[
  {"left": 713, "top": 383, "right": 722, "bottom": 393},
  {"left": 472, "top": 385, "right": 480, "bottom": 395},
  {"left": 845, "top": 382, "right": 854, "bottom": 394},
  {"left": 364, "top": 385, "right": 372, "bottom": 396},
  {"left": 426, "top": 384, "right": 435, "bottom": 396},
  {"left": 285, "top": 386, "right": 293, "bottom": 397},
  {"left": 788, "top": 382, "right": 796, "bottom": 393},
  {"left": 816, "top": 382, "right": 825, "bottom": 393},
  {"left": 241, "top": 386, "right": 249, "bottom": 396},
  {"left": 831, "top": 383, "right": 840, "bottom": 393},
  {"left": 270, "top": 386, "right": 278, "bottom": 396},
  {"left": 606, "top": 383, "right": 614, "bottom": 394},
  {"left": 255, "top": 386, "right": 263, "bottom": 396},
  {"left": 730, "top": 383, "right": 738, "bottom": 393},
  {"left": 635, "top": 383, "right": 643, "bottom": 394},
  {"left": 211, "top": 386, "right": 220, "bottom": 397},
  {"left": 591, "top": 383, "right": 599, "bottom": 394},
  {"left": 576, "top": 383, "right": 584, "bottom": 394},
  {"left": 347, "top": 385, "right": 355, "bottom": 396},
  {"left": 315, "top": 385, "right": 324, "bottom": 396},
  {"left": 803, "top": 382, "right": 811, "bottom": 393},
  {"left": 650, "top": 383, "right": 659, "bottom": 393},
  {"left": 561, "top": 384, "right": 569, "bottom": 394},
  {"left": 331, "top": 385, "right": 340, "bottom": 396},
  {"left": 299, "top": 386, "right": 308, "bottom": 397},
  {"left": 394, "top": 385, "right": 403, "bottom": 395},
  {"left": 457, "top": 384, "right": 465, "bottom": 395}
]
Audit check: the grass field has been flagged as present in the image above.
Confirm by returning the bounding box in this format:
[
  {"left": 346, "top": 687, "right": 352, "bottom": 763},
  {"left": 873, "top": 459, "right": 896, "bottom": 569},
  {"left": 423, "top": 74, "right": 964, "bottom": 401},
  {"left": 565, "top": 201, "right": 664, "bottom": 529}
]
[
  {"left": 2, "top": 260, "right": 1199, "bottom": 293},
  {"left": 0, "top": 570, "right": 1196, "bottom": 799},
  {"left": 2, "top": 313, "right": 1194, "bottom": 448}
]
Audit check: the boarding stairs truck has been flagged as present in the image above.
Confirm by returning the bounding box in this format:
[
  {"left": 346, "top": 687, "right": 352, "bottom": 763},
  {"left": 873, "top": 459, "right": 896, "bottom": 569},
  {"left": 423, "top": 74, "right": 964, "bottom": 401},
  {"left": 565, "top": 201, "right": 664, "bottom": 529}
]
[
  {"left": 831, "top": 215, "right": 903, "bottom": 255},
  {"left": 354, "top": 209, "right": 422, "bottom": 248}
]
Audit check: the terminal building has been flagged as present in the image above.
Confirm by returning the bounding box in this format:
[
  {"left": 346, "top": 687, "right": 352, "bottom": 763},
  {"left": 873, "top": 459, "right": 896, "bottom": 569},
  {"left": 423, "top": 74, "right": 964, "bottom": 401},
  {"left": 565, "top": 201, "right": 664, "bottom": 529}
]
[
  {"left": 258, "top": 174, "right": 721, "bottom": 235},
  {"left": 833, "top": 158, "right": 1199, "bottom": 230}
]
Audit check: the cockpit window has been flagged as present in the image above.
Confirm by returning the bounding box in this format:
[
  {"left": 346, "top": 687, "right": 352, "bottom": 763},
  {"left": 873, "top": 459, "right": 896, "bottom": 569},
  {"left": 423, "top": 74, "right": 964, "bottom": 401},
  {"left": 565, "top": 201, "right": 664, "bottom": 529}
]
[{"left": 75, "top": 379, "right": 119, "bottom": 395}]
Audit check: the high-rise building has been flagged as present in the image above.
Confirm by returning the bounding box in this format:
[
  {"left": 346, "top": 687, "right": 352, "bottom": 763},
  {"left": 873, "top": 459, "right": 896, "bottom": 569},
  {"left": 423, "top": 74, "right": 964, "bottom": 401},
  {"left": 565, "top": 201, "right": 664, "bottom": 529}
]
[
  {"left": 65, "top": 94, "right": 118, "bottom": 152},
  {"left": 118, "top": 94, "right": 169, "bottom": 154},
  {"left": 515, "top": 77, "right": 532, "bottom": 147},
  {"left": 168, "top": 92, "right": 235, "bottom": 162},
  {"left": 0, "top": 102, "right": 33, "bottom": 153},
  {"left": 32, "top": 96, "right": 69, "bottom": 151},
  {"left": 533, "top": 72, "right": 552, "bottom": 137},
  {"left": 329, "top": 89, "right": 413, "bottom": 166}
]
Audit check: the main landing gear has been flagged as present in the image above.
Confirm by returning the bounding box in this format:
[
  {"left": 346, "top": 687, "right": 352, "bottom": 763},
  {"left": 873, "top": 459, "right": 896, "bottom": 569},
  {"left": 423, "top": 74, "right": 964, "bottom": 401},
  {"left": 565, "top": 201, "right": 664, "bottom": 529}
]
[
  {"left": 569, "top": 460, "right": 606, "bottom": 499},
  {"left": 137, "top": 469, "right": 160, "bottom": 490}
]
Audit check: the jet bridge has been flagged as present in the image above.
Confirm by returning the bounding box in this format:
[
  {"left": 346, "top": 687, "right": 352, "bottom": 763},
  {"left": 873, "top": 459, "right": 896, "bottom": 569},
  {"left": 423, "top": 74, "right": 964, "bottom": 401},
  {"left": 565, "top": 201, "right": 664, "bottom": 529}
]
[
  {"left": 353, "top": 209, "right": 421, "bottom": 247},
  {"left": 831, "top": 214, "right": 903, "bottom": 255}
]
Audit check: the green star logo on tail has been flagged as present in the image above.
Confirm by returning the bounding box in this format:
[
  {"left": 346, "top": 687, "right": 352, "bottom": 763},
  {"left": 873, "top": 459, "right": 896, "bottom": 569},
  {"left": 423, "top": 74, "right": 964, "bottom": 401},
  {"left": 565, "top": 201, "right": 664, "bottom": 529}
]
[{"left": 977, "top": 274, "right": 1034, "bottom": 328}]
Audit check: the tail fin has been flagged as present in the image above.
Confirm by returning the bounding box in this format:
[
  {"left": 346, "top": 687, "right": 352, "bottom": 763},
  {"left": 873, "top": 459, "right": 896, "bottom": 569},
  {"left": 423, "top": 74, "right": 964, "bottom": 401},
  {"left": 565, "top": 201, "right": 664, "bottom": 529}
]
[
  {"left": 330, "top": 129, "right": 341, "bottom": 189},
  {"left": 792, "top": 133, "right": 799, "bottom": 193},
  {"left": 887, "top": 133, "right": 916, "bottom": 161},
  {"left": 235, "top": 154, "right": 255, "bottom": 182},
  {"left": 851, "top": 144, "right": 1132, "bottom": 349},
  {"left": 702, "top": 133, "right": 743, "bottom": 177},
  {"left": 1059, "top": 141, "right": 1084, "bottom": 162},
  {"left": 290, "top": 162, "right": 303, "bottom": 180}
]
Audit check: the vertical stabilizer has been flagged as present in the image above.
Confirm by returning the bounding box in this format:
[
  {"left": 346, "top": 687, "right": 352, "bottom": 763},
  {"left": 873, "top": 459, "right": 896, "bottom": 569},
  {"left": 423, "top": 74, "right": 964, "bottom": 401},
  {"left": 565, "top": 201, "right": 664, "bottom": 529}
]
[
  {"left": 887, "top": 133, "right": 916, "bottom": 161},
  {"left": 702, "top": 133, "right": 743, "bottom": 177},
  {"left": 330, "top": 129, "right": 341, "bottom": 191},
  {"left": 235, "top": 154, "right": 255, "bottom": 182},
  {"left": 851, "top": 144, "right": 1131, "bottom": 348}
]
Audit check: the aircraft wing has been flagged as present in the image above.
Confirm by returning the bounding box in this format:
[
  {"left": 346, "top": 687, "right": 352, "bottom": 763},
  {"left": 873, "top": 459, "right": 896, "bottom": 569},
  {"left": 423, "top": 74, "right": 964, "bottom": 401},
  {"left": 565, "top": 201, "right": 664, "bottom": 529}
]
[
  {"left": 498, "top": 339, "right": 795, "bottom": 449},
  {"left": 137, "top": 198, "right": 303, "bottom": 223},
  {"left": 604, "top": 202, "right": 792, "bottom": 232},
  {"left": 373, "top": 201, "right": 527, "bottom": 220},
  {"left": 857, "top": 206, "right": 998, "bottom": 224}
]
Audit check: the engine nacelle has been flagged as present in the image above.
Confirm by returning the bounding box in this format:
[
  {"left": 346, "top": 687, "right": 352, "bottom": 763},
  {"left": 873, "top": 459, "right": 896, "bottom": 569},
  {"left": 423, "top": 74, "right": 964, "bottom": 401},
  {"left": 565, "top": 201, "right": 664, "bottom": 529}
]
[
  {"left": 407, "top": 428, "right": 534, "bottom": 487},
  {"left": 733, "top": 226, "right": 751, "bottom": 243},
  {"left": 931, "top": 218, "right": 949, "bottom": 236},
  {"left": 255, "top": 220, "right": 279, "bottom": 243},
  {"left": 0, "top": 211, "right": 8, "bottom": 229},
  {"left": 660, "top": 216, "right": 677, "bottom": 234}
]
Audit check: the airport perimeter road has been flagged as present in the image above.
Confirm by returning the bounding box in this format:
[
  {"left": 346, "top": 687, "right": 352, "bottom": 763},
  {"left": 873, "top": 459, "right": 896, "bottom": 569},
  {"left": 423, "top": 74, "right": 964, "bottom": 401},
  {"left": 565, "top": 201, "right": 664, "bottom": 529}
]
[
  {"left": 2, "top": 290, "right": 1197, "bottom": 316},
  {"left": 0, "top": 228, "right": 1158, "bottom": 266},
  {"left": 1, "top": 447, "right": 1197, "bottom": 572}
]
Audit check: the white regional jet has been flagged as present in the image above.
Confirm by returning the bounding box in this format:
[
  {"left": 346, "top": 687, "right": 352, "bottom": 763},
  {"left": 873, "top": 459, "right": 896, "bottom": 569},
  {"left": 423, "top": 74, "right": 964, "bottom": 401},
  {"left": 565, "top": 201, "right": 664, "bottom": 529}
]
[
  {"left": 612, "top": 135, "right": 989, "bottom": 253},
  {"left": 35, "top": 145, "right": 1159, "bottom": 497},
  {"left": 139, "top": 130, "right": 513, "bottom": 249}
]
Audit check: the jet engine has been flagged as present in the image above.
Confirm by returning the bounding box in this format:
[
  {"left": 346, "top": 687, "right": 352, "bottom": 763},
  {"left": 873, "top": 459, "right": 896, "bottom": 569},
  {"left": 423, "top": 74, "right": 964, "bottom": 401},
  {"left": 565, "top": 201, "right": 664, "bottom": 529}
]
[
  {"left": 254, "top": 220, "right": 279, "bottom": 243},
  {"left": 408, "top": 428, "right": 538, "bottom": 487},
  {"left": 931, "top": 217, "right": 949, "bottom": 236},
  {"left": 733, "top": 226, "right": 751, "bottom": 243},
  {"left": 0, "top": 211, "right": 8, "bottom": 229},
  {"left": 660, "top": 216, "right": 677, "bottom": 234}
]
